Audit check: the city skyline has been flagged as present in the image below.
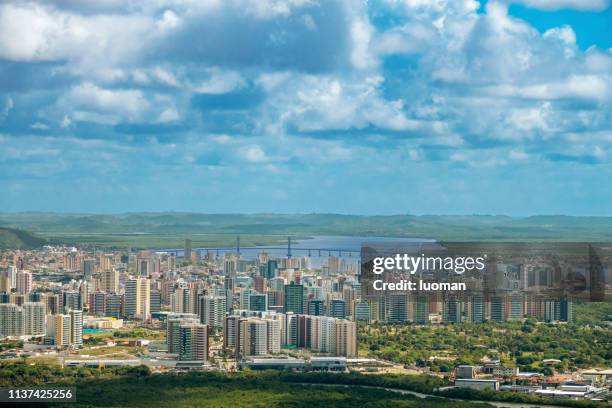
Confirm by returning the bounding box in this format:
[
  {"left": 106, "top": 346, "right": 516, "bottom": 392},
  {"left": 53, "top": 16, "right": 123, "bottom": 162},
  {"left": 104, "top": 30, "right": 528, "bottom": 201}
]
[
  {"left": 1, "top": 0, "right": 612, "bottom": 215},
  {"left": 0, "top": 2, "right": 610, "bottom": 406}
]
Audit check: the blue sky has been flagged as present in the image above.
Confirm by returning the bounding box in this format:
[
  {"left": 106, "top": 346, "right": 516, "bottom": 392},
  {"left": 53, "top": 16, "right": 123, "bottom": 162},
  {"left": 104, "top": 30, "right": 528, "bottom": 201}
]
[{"left": 0, "top": 0, "right": 611, "bottom": 215}]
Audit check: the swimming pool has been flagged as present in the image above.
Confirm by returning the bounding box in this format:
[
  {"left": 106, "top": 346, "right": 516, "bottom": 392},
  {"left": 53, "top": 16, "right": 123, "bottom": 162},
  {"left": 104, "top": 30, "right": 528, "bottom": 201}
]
[{"left": 83, "top": 328, "right": 113, "bottom": 334}]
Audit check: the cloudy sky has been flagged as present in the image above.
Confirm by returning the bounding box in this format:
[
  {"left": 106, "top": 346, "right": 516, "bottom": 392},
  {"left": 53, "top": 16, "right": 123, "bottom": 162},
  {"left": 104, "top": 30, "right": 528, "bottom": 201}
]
[{"left": 0, "top": 0, "right": 611, "bottom": 215}]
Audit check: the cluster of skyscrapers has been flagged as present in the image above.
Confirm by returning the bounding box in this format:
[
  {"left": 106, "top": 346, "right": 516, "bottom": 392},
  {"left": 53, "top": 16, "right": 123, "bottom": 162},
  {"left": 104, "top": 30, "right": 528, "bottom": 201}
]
[
  {"left": 0, "top": 243, "right": 361, "bottom": 364},
  {"left": 0, "top": 242, "right": 586, "bottom": 365}
]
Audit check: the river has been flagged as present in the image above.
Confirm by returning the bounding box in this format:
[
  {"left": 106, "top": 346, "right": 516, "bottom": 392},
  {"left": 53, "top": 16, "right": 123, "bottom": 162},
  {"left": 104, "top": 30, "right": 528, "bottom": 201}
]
[{"left": 299, "top": 383, "right": 572, "bottom": 408}]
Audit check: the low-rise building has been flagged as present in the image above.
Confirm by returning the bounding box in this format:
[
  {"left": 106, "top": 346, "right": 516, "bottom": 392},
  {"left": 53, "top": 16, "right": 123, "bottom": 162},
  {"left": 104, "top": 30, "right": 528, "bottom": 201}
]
[
  {"left": 241, "top": 358, "right": 306, "bottom": 370},
  {"left": 455, "top": 378, "right": 500, "bottom": 391},
  {"left": 456, "top": 365, "right": 477, "bottom": 379},
  {"left": 481, "top": 363, "right": 517, "bottom": 377},
  {"left": 310, "top": 356, "right": 347, "bottom": 372}
]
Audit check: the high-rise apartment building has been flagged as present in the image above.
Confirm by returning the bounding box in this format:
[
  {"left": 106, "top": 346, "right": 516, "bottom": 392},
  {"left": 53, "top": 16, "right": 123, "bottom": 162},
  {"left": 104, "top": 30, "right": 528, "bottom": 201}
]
[
  {"left": 223, "top": 315, "right": 242, "bottom": 353},
  {"left": 69, "top": 309, "right": 83, "bottom": 347},
  {"left": 248, "top": 293, "right": 267, "bottom": 312},
  {"left": 284, "top": 282, "right": 303, "bottom": 313},
  {"left": 54, "top": 314, "right": 71, "bottom": 347},
  {"left": 335, "top": 319, "right": 357, "bottom": 357},
  {"left": 101, "top": 268, "right": 119, "bottom": 294},
  {"left": 47, "top": 308, "right": 81, "bottom": 348},
  {"left": 124, "top": 277, "right": 151, "bottom": 321},
  {"left": 307, "top": 299, "right": 325, "bottom": 316},
  {"left": 328, "top": 299, "right": 346, "bottom": 319},
  {"left": 178, "top": 322, "right": 209, "bottom": 362},
  {"left": 6, "top": 266, "right": 17, "bottom": 290},
  {"left": 443, "top": 297, "right": 462, "bottom": 323},
  {"left": 150, "top": 289, "right": 161, "bottom": 313},
  {"left": 0, "top": 303, "right": 24, "bottom": 337},
  {"left": 490, "top": 294, "right": 506, "bottom": 322},
  {"left": 354, "top": 300, "right": 370, "bottom": 323},
  {"left": 239, "top": 319, "right": 268, "bottom": 357},
  {"left": 198, "top": 295, "right": 226, "bottom": 330},
  {"left": 16, "top": 270, "right": 32, "bottom": 295},
  {"left": 171, "top": 287, "right": 193, "bottom": 314},
  {"left": 82, "top": 259, "right": 95, "bottom": 280},
  {"left": 184, "top": 239, "right": 192, "bottom": 264},
  {"left": 42, "top": 293, "right": 60, "bottom": 315},
  {"left": 99, "top": 254, "right": 113, "bottom": 271},
  {"left": 62, "top": 290, "right": 82, "bottom": 313},
  {"left": 105, "top": 293, "right": 122, "bottom": 318},
  {"left": 266, "top": 319, "right": 281, "bottom": 354},
  {"left": 167, "top": 316, "right": 199, "bottom": 354},
  {"left": 23, "top": 302, "right": 46, "bottom": 337},
  {"left": 89, "top": 292, "right": 107, "bottom": 316}
]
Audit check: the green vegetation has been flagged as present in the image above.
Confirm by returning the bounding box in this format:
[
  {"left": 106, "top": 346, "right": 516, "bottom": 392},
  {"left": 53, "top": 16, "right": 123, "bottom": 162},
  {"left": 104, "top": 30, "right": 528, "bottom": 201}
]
[
  {"left": 437, "top": 386, "right": 604, "bottom": 408},
  {"left": 0, "top": 227, "right": 46, "bottom": 249},
  {"left": 37, "top": 232, "right": 290, "bottom": 250},
  {"left": 2, "top": 213, "right": 612, "bottom": 249},
  {"left": 360, "top": 317, "right": 611, "bottom": 373},
  {"left": 0, "top": 340, "right": 23, "bottom": 349},
  {"left": 0, "top": 362, "right": 602, "bottom": 408},
  {"left": 0, "top": 362, "right": 487, "bottom": 408},
  {"left": 112, "top": 328, "right": 165, "bottom": 340},
  {"left": 280, "top": 371, "right": 444, "bottom": 394},
  {"left": 281, "top": 372, "right": 605, "bottom": 408},
  {"left": 575, "top": 301, "right": 612, "bottom": 325},
  {"left": 0, "top": 362, "right": 605, "bottom": 408},
  {"left": 0, "top": 361, "right": 152, "bottom": 387}
]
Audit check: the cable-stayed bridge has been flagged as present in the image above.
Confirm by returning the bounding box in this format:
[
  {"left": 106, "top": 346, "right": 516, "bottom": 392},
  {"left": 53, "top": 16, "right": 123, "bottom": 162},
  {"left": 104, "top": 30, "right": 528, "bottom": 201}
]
[{"left": 156, "top": 236, "right": 360, "bottom": 258}]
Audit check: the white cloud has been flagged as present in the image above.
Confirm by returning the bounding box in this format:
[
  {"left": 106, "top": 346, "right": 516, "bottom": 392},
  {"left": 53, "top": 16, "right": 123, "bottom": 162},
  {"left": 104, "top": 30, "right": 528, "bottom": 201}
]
[
  {"left": 0, "top": 0, "right": 610, "bottom": 176},
  {"left": 265, "top": 73, "right": 437, "bottom": 135},
  {"left": 242, "top": 145, "right": 268, "bottom": 163},
  {"left": 211, "top": 135, "right": 233, "bottom": 144},
  {"left": 60, "top": 115, "right": 72, "bottom": 128},
  {"left": 237, "top": 0, "right": 314, "bottom": 20},
  {"left": 55, "top": 83, "right": 179, "bottom": 125},
  {"left": 350, "top": 17, "right": 377, "bottom": 70},
  {"left": 584, "top": 49, "right": 612, "bottom": 73},
  {"left": 0, "top": 3, "right": 151, "bottom": 63},
  {"left": 302, "top": 14, "right": 317, "bottom": 31},
  {"left": 151, "top": 67, "right": 180, "bottom": 87},
  {"left": 543, "top": 25, "right": 576, "bottom": 45},
  {"left": 485, "top": 75, "right": 611, "bottom": 102},
  {"left": 157, "top": 108, "right": 180, "bottom": 123},
  {"left": 373, "top": 24, "right": 436, "bottom": 56},
  {"left": 40, "top": 0, "right": 137, "bottom": 13},
  {"left": 157, "top": 9, "right": 180, "bottom": 31},
  {"left": 509, "top": 149, "right": 530, "bottom": 160},
  {"left": 31, "top": 122, "right": 50, "bottom": 130},
  {"left": 67, "top": 83, "right": 148, "bottom": 115},
  {"left": 192, "top": 70, "right": 246, "bottom": 94},
  {"left": 1, "top": 96, "right": 13, "bottom": 119},
  {"left": 505, "top": 103, "right": 552, "bottom": 133},
  {"left": 508, "top": 0, "right": 609, "bottom": 11}
]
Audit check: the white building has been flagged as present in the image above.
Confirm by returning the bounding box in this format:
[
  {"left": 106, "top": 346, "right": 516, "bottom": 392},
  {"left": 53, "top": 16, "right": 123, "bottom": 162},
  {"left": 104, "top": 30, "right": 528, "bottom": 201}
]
[
  {"left": 23, "top": 302, "right": 46, "bottom": 337},
  {"left": 0, "top": 303, "right": 24, "bottom": 337},
  {"left": 124, "top": 277, "right": 150, "bottom": 321},
  {"left": 199, "top": 295, "right": 226, "bottom": 330}
]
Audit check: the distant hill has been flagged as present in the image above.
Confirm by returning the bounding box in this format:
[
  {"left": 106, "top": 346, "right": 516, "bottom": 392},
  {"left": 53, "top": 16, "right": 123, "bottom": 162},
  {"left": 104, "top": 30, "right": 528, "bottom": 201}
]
[
  {"left": 0, "top": 212, "right": 611, "bottom": 241},
  {"left": 0, "top": 227, "right": 46, "bottom": 249}
]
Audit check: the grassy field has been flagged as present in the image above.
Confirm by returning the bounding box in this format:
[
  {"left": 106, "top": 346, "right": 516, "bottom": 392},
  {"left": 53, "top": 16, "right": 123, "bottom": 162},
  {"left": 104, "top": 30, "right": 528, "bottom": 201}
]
[
  {"left": 3, "top": 213, "right": 612, "bottom": 249},
  {"left": 41, "top": 232, "right": 293, "bottom": 250}
]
